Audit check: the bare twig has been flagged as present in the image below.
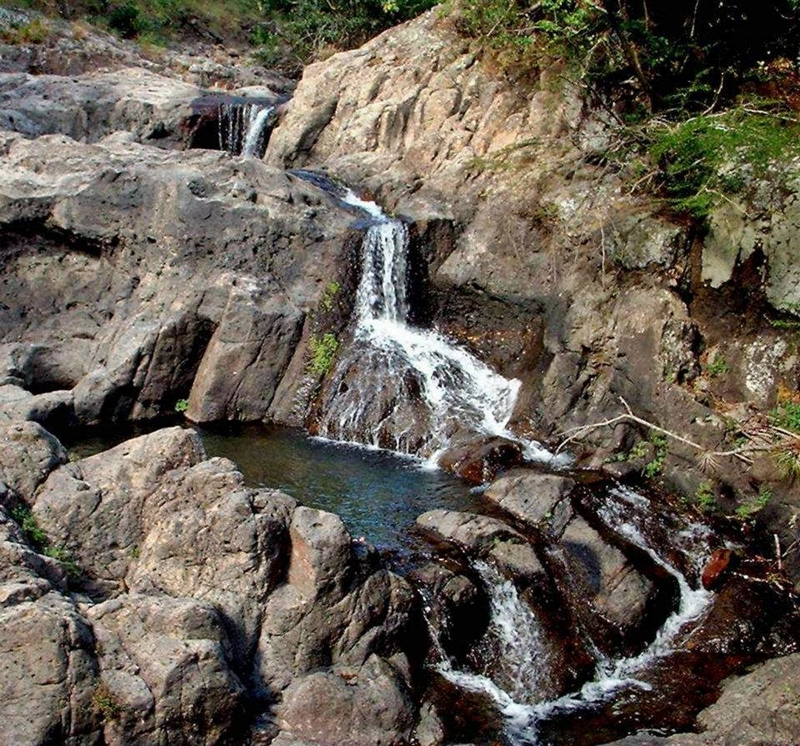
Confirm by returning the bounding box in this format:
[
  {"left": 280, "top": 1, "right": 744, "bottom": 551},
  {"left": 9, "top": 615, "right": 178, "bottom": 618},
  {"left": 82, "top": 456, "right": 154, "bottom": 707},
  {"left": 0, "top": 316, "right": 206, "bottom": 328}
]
[
  {"left": 775, "top": 534, "right": 783, "bottom": 572},
  {"left": 556, "top": 396, "right": 753, "bottom": 465}
]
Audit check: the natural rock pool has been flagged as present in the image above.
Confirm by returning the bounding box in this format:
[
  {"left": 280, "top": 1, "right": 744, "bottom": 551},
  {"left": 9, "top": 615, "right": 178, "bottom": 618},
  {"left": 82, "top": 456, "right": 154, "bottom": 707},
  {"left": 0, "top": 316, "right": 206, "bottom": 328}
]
[
  {"left": 63, "top": 420, "right": 485, "bottom": 554},
  {"left": 198, "top": 422, "right": 486, "bottom": 553}
]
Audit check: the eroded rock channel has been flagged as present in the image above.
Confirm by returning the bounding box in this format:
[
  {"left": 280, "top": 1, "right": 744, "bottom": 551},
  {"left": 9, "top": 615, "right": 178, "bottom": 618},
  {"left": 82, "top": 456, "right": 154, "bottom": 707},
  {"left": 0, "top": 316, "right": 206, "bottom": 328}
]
[{"left": 1, "top": 10, "right": 799, "bottom": 746}]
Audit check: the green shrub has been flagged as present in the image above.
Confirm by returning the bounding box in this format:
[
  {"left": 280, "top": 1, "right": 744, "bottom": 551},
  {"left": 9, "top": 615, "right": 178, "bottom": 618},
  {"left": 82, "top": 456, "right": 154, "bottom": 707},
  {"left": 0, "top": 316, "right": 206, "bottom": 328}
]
[
  {"left": 648, "top": 108, "right": 800, "bottom": 220},
  {"left": 642, "top": 433, "right": 667, "bottom": 479},
  {"left": 174, "top": 398, "right": 189, "bottom": 413},
  {"left": 9, "top": 504, "right": 48, "bottom": 552},
  {"left": 695, "top": 481, "right": 718, "bottom": 513},
  {"left": 734, "top": 485, "right": 772, "bottom": 522},
  {"left": 770, "top": 400, "right": 800, "bottom": 433}
]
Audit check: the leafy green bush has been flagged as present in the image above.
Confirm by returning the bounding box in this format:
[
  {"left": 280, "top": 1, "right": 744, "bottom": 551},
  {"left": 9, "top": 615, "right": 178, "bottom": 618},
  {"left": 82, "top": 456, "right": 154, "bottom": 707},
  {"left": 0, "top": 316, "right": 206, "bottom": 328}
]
[{"left": 254, "top": 0, "right": 435, "bottom": 74}]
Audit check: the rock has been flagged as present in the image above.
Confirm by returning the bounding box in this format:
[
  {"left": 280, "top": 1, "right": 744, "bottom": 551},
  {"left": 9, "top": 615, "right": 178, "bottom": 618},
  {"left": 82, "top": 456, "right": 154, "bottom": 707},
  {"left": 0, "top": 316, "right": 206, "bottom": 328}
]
[
  {"left": 186, "top": 290, "right": 305, "bottom": 423},
  {"left": 0, "top": 506, "right": 101, "bottom": 746},
  {"left": 701, "top": 548, "right": 735, "bottom": 591},
  {"left": 276, "top": 655, "right": 416, "bottom": 746},
  {"left": 256, "top": 551, "right": 415, "bottom": 696},
  {"left": 0, "top": 419, "right": 68, "bottom": 503},
  {"left": 437, "top": 436, "right": 525, "bottom": 484},
  {"left": 416, "top": 509, "right": 546, "bottom": 583},
  {"left": 126, "top": 457, "right": 296, "bottom": 662},
  {"left": 87, "top": 594, "right": 246, "bottom": 746},
  {"left": 0, "top": 384, "right": 75, "bottom": 430},
  {"left": 0, "top": 68, "right": 205, "bottom": 146},
  {"left": 0, "top": 131, "right": 356, "bottom": 427},
  {"left": 483, "top": 469, "right": 575, "bottom": 538},
  {"left": 32, "top": 427, "right": 205, "bottom": 595},
  {"left": 557, "top": 515, "right": 657, "bottom": 651},
  {"left": 408, "top": 561, "right": 488, "bottom": 660}
]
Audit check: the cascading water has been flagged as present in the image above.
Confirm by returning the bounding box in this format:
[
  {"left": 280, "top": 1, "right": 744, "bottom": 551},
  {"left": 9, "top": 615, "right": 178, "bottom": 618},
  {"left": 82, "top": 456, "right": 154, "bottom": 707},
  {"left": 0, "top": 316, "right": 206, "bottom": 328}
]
[
  {"left": 218, "top": 101, "right": 275, "bottom": 157},
  {"left": 313, "top": 186, "right": 555, "bottom": 466},
  {"left": 426, "top": 487, "right": 713, "bottom": 745}
]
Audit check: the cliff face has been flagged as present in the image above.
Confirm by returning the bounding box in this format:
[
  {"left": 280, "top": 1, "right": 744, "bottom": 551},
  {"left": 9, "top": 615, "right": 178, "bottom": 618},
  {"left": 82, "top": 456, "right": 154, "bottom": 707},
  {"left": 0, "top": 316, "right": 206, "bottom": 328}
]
[{"left": 266, "top": 10, "right": 800, "bottom": 577}]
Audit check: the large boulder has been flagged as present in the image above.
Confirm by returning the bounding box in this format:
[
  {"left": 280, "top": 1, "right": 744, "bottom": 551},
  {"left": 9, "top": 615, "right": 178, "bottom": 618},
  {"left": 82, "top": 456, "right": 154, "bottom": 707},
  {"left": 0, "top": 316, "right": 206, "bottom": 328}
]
[
  {"left": 87, "top": 594, "right": 246, "bottom": 746},
  {"left": 416, "top": 509, "right": 546, "bottom": 583},
  {"left": 0, "top": 131, "right": 357, "bottom": 426},
  {"left": 32, "top": 427, "right": 205, "bottom": 595}
]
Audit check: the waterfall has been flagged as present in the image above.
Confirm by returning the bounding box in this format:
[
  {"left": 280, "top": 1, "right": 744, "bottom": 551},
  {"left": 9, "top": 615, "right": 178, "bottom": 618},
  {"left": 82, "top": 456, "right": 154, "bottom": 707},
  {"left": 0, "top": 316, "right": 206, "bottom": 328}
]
[
  {"left": 218, "top": 102, "right": 274, "bottom": 157},
  {"left": 313, "top": 186, "right": 556, "bottom": 466}
]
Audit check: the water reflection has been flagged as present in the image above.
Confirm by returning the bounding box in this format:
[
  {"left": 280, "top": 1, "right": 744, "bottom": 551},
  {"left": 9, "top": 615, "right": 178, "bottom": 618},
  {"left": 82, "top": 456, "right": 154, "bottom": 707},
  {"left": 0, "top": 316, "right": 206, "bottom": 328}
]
[{"left": 197, "top": 423, "right": 483, "bottom": 553}]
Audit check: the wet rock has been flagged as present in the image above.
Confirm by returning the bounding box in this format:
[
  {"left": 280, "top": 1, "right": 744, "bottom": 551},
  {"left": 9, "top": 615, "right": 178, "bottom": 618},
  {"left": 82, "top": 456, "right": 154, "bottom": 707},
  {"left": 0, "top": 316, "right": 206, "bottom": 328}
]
[
  {"left": 87, "top": 594, "right": 246, "bottom": 746},
  {"left": 438, "top": 437, "right": 525, "bottom": 484},
  {"left": 557, "top": 515, "right": 658, "bottom": 652},
  {"left": 483, "top": 469, "right": 575, "bottom": 538},
  {"left": 701, "top": 548, "right": 735, "bottom": 591},
  {"left": 416, "top": 509, "right": 546, "bottom": 583},
  {"left": 409, "top": 561, "right": 488, "bottom": 660}
]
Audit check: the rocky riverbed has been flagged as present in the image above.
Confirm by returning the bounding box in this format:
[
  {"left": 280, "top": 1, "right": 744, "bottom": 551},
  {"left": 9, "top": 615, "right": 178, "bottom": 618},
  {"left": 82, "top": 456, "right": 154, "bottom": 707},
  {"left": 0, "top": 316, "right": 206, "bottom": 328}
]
[{"left": 0, "top": 8, "right": 799, "bottom": 746}]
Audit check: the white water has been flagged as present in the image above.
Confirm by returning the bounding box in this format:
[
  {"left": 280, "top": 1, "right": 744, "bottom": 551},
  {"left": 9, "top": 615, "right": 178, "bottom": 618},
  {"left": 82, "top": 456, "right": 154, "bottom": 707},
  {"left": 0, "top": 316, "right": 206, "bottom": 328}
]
[
  {"left": 316, "top": 188, "right": 558, "bottom": 467},
  {"left": 218, "top": 102, "right": 274, "bottom": 157},
  {"left": 430, "top": 487, "right": 712, "bottom": 744}
]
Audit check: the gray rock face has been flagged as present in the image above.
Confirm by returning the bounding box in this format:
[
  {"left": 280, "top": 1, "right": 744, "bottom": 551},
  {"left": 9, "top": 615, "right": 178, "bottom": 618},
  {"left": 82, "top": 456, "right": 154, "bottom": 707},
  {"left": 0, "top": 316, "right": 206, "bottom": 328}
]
[
  {"left": 0, "top": 68, "right": 205, "bottom": 146},
  {"left": 0, "top": 507, "right": 101, "bottom": 746},
  {"left": 33, "top": 427, "right": 205, "bottom": 595},
  {"left": 87, "top": 594, "right": 246, "bottom": 746},
  {"left": 416, "top": 509, "right": 545, "bottom": 582},
  {"left": 1, "top": 423, "right": 418, "bottom": 746},
  {"left": 0, "top": 130, "right": 356, "bottom": 427},
  {"left": 558, "top": 516, "right": 655, "bottom": 636},
  {"left": 0, "top": 419, "right": 68, "bottom": 502}
]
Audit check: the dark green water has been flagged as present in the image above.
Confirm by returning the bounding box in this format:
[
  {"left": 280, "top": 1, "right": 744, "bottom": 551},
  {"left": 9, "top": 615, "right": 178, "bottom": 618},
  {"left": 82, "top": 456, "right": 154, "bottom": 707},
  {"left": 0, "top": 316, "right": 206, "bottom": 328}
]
[
  {"left": 63, "top": 421, "right": 483, "bottom": 554},
  {"left": 198, "top": 423, "right": 483, "bottom": 553}
]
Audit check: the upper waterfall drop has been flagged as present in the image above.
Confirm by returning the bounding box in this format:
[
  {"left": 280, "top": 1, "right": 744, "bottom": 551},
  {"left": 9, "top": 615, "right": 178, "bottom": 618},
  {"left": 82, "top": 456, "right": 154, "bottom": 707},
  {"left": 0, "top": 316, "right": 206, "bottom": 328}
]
[
  {"left": 312, "top": 184, "right": 553, "bottom": 466},
  {"left": 218, "top": 101, "right": 275, "bottom": 157}
]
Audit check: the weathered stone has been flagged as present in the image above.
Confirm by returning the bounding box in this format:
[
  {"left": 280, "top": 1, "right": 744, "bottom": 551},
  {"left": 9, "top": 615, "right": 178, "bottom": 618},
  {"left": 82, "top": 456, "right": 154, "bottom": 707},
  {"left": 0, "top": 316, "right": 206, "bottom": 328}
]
[
  {"left": 0, "top": 419, "right": 68, "bottom": 503},
  {"left": 33, "top": 427, "right": 205, "bottom": 594},
  {"left": 87, "top": 594, "right": 246, "bottom": 746},
  {"left": 0, "top": 506, "right": 100, "bottom": 746},
  {"left": 276, "top": 655, "right": 416, "bottom": 746},
  {"left": 559, "top": 516, "right": 655, "bottom": 637},
  {"left": 416, "top": 509, "right": 545, "bottom": 583},
  {"left": 127, "top": 457, "right": 296, "bottom": 661},
  {"left": 484, "top": 469, "right": 575, "bottom": 538}
]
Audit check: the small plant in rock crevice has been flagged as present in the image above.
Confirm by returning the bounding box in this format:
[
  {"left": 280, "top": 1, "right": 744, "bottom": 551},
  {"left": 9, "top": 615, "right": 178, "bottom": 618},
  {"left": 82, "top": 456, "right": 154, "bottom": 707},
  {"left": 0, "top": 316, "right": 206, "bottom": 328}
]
[
  {"left": 8, "top": 504, "right": 81, "bottom": 579},
  {"left": 695, "top": 481, "right": 718, "bottom": 513},
  {"left": 307, "top": 332, "right": 339, "bottom": 376},
  {"left": 734, "top": 485, "right": 772, "bottom": 523},
  {"left": 92, "top": 683, "right": 121, "bottom": 722},
  {"left": 643, "top": 433, "right": 668, "bottom": 479},
  {"left": 174, "top": 398, "right": 189, "bottom": 414}
]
